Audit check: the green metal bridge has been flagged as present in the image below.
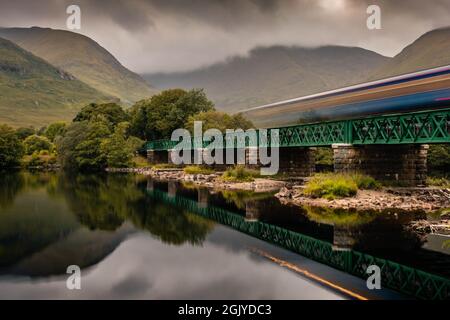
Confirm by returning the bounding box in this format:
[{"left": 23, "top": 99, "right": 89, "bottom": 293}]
[
  {"left": 146, "top": 107, "right": 450, "bottom": 151},
  {"left": 145, "top": 187, "right": 450, "bottom": 300}
]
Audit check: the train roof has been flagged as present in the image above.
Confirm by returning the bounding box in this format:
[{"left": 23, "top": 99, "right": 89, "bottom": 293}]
[{"left": 242, "top": 65, "right": 450, "bottom": 113}]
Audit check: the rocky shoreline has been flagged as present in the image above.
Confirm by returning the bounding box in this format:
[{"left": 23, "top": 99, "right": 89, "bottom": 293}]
[
  {"left": 276, "top": 186, "right": 450, "bottom": 213},
  {"left": 107, "top": 167, "right": 286, "bottom": 192},
  {"left": 107, "top": 167, "right": 450, "bottom": 214}
]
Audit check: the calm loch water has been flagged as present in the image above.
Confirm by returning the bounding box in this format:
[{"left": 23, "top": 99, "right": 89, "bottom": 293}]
[{"left": 0, "top": 171, "right": 448, "bottom": 299}]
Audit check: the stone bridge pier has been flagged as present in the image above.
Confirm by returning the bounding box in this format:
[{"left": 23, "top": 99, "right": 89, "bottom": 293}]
[
  {"left": 245, "top": 146, "right": 316, "bottom": 177},
  {"left": 332, "top": 144, "right": 429, "bottom": 186},
  {"left": 147, "top": 149, "right": 168, "bottom": 165}
]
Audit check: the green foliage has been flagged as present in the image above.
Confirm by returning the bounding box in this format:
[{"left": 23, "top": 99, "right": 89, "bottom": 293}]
[
  {"left": 152, "top": 163, "right": 179, "bottom": 169},
  {"left": 350, "top": 173, "right": 381, "bottom": 190},
  {"left": 15, "top": 127, "right": 35, "bottom": 140},
  {"left": 428, "top": 144, "right": 450, "bottom": 176},
  {"left": 303, "top": 173, "right": 358, "bottom": 200},
  {"left": 221, "top": 165, "right": 260, "bottom": 182},
  {"left": 100, "top": 122, "right": 134, "bottom": 168},
  {"left": 56, "top": 120, "right": 110, "bottom": 171},
  {"left": 185, "top": 110, "right": 254, "bottom": 133},
  {"left": 184, "top": 165, "right": 214, "bottom": 175},
  {"left": 74, "top": 103, "right": 130, "bottom": 127},
  {"left": 315, "top": 147, "right": 333, "bottom": 166},
  {"left": 129, "top": 89, "right": 214, "bottom": 140},
  {"left": 426, "top": 176, "right": 450, "bottom": 188},
  {"left": 23, "top": 134, "right": 54, "bottom": 155},
  {"left": 44, "top": 122, "right": 67, "bottom": 142},
  {"left": 22, "top": 152, "right": 57, "bottom": 168},
  {"left": 55, "top": 121, "right": 89, "bottom": 169},
  {"left": 132, "top": 156, "right": 150, "bottom": 168},
  {"left": 0, "top": 124, "right": 24, "bottom": 168},
  {"left": 73, "top": 120, "right": 111, "bottom": 171}
]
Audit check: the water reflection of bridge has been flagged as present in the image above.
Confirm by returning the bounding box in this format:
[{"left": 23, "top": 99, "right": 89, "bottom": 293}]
[{"left": 145, "top": 179, "right": 450, "bottom": 300}]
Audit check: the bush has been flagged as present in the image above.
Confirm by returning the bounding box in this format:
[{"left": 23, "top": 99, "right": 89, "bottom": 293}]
[
  {"left": 303, "top": 173, "right": 358, "bottom": 200},
  {"left": 184, "top": 165, "right": 214, "bottom": 175},
  {"left": 426, "top": 177, "right": 450, "bottom": 188},
  {"left": 0, "top": 124, "right": 24, "bottom": 168},
  {"left": 44, "top": 122, "right": 67, "bottom": 142},
  {"left": 315, "top": 147, "right": 333, "bottom": 166},
  {"left": 22, "top": 152, "right": 57, "bottom": 168},
  {"left": 351, "top": 173, "right": 381, "bottom": 190},
  {"left": 221, "top": 166, "right": 260, "bottom": 182},
  {"left": 428, "top": 144, "right": 450, "bottom": 174},
  {"left": 132, "top": 156, "right": 150, "bottom": 168},
  {"left": 23, "top": 135, "right": 54, "bottom": 155},
  {"left": 15, "top": 127, "right": 35, "bottom": 140}
]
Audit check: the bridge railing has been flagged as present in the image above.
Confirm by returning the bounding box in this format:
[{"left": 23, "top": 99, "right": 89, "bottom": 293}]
[{"left": 145, "top": 108, "right": 450, "bottom": 151}]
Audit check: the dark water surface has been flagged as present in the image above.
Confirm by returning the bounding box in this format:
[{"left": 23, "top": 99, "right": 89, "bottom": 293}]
[{"left": 0, "top": 171, "right": 448, "bottom": 300}]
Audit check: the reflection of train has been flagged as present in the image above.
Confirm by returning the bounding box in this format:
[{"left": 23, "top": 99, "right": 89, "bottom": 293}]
[{"left": 241, "top": 65, "right": 450, "bottom": 127}]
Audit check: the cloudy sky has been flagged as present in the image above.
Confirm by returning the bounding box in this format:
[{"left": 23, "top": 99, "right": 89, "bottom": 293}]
[{"left": 0, "top": 0, "right": 449, "bottom": 73}]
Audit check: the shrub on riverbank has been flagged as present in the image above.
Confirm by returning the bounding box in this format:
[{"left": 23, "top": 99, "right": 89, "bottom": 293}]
[
  {"left": 184, "top": 165, "right": 214, "bottom": 175},
  {"left": 303, "top": 173, "right": 380, "bottom": 200},
  {"left": 22, "top": 151, "right": 57, "bottom": 169},
  {"left": 426, "top": 176, "right": 450, "bottom": 188},
  {"left": 304, "top": 173, "right": 358, "bottom": 200},
  {"left": 350, "top": 173, "right": 381, "bottom": 190},
  {"left": 0, "top": 124, "right": 24, "bottom": 168},
  {"left": 221, "top": 166, "right": 260, "bottom": 182}
]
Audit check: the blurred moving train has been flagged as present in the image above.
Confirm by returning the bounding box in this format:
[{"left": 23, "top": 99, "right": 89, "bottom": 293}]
[{"left": 241, "top": 65, "right": 450, "bottom": 127}]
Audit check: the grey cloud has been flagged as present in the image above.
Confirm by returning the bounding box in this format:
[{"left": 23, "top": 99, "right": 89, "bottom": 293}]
[{"left": 0, "top": 0, "right": 449, "bottom": 73}]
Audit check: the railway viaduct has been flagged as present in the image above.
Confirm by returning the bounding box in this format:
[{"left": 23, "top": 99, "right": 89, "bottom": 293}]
[{"left": 145, "top": 107, "right": 450, "bottom": 186}]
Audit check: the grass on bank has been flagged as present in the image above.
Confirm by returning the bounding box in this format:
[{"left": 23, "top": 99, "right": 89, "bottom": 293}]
[
  {"left": 426, "top": 176, "right": 450, "bottom": 188},
  {"left": 221, "top": 166, "right": 260, "bottom": 182},
  {"left": 183, "top": 165, "right": 215, "bottom": 175},
  {"left": 303, "top": 173, "right": 380, "bottom": 200},
  {"left": 151, "top": 163, "right": 180, "bottom": 169},
  {"left": 132, "top": 156, "right": 150, "bottom": 168}
]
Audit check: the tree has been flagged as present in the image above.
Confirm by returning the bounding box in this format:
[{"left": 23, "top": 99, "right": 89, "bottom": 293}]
[
  {"left": 185, "top": 111, "right": 254, "bottom": 133},
  {"left": 428, "top": 144, "right": 450, "bottom": 175},
  {"left": 129, "top": 89, "right": 214, "bottom": 140},
  {"left": 15, "top": 127, "right": 35, "bottom": 140},
  {"left": 74, "top": 119, "right": 111, "bottom": 171},
  {"left": 101, "top": 122, "right": 133, "bottom": 168},
  {"left": 44, "top": 122, "right": 67, "bottom": 142},
  {"left": 56, "top": 121, "right": 89, "bottom": 169},
  {"left": 0, "top": 125, "right": 24, "bottom": 168},
  {"left": 23, "top": 135, "right": 54, "bottom": 155},
  {"left": 56, "top": 119, "right": 110, "bottom": 171},
  {"left": 74, "top": 102, "right": 130, "bottom": 128}
]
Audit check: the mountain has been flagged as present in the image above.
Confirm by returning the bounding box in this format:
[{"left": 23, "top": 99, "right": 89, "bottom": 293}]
[
  {"left": 144, "top": 45, "right": 389, "bottom": 112},
  {"left": 369, "top": 27, "right": 450, "bottom": 80},
  {"left": 0, "top": 27, "right": 157, "bottom": 104},
  {"left": 0, "top": 37, "right": 112, "bottom": 127}
]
